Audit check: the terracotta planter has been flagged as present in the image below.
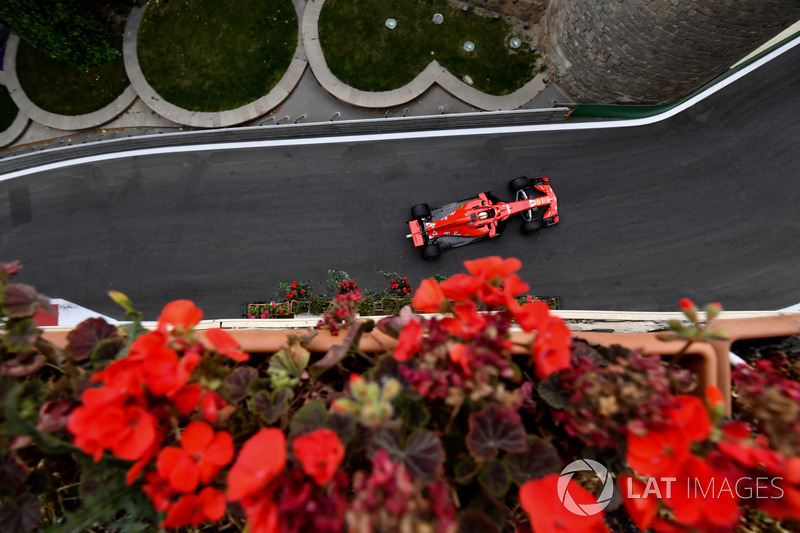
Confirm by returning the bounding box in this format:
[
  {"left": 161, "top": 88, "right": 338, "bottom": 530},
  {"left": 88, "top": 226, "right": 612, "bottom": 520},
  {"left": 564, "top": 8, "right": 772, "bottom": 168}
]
[{"left": 40, "top": 312, "right": 800, "bottom": 415}]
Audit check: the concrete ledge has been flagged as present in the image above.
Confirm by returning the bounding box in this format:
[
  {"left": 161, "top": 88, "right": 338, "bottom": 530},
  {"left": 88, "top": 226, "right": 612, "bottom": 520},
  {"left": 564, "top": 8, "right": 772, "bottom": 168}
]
[{"left": 0, "top": 107, "right": 29, "bottom": 148}]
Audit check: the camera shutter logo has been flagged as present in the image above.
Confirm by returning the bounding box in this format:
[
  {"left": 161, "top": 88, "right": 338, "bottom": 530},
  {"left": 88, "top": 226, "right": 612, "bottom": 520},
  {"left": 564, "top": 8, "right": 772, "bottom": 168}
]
[{"left": 557, "top": 459, "right": 614, "bottom": 516}]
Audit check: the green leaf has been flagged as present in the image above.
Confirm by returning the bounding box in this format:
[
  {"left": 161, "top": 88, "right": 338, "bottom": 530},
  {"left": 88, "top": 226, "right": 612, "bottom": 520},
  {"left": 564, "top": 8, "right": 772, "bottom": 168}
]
[
  {"left": 505, "top": 435, "right": 563, "bottom": 485},
  {"left": 66, "top": 317, "right": 122, "bottom": 362},
  {"left": 395, "top": 395, "right": 431, "bottom": 430},
  {"left": 309, "top": 319, "right": 373, "bottom": 377},
  {"left": 478, "top": 459, "right": 511, "bottom": 497},
  {"left": 225, "top": 366, "right": 259, "bottom": 403},
  {"left": 2, "top": 283, "right": 49, "bottom": 318},
  {"left": 2, "top": 319, "right": 41, "bottom": 352},
  {"left": 326, "top": 411, "right": 357, "bottom": 446},
  {"left": 375, "top": 428, "right": 445, "bottom": 481},
  {"left": 466, "top": 407, "right": 527, "bottom": 462},
  {"left": 456, "top": 510, "right": 501, "bottom": 533},
  {"left": 268, "top": 343, "right": 310, "bottom": 380},
  {"left": 3, "top": 383, "right": 75, "bottom": 455},
  {"left": 289, "top": 400, "right": 328, "bottom": 438},
  {"left": 0, "top": 493, "right": 41, "bottom": 533},
  {"left": 251, "top": 389, "right": 293, "bottom": 424},
  {"left": 454, "top": 458, "right": 479, "bottom": 484},
  {"left": 0, "top": 451, "right": 29, "bottom": 492},
  {"left": 536, "top": 379, "right": 568, "bottom": 409}
]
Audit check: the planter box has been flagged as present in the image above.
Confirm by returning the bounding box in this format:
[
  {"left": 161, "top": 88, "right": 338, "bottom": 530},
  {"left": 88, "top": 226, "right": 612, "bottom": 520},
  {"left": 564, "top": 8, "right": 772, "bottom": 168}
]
[
  {"left": 243, "top": 302, "right": 294, "bottom": 319},
  {"left": 39, "top": 312, "right": 800, "bottom": 416}
]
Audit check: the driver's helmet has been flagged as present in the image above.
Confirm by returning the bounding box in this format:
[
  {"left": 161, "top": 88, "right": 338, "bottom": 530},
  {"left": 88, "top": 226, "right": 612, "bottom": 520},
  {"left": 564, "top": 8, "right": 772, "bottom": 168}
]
[{"left": 478, "top": 211, "right": 489, "bottom": 220}]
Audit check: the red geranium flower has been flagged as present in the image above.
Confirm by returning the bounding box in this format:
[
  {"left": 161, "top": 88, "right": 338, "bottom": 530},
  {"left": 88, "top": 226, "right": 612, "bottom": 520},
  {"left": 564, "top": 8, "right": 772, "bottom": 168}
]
[
  {"left": 619, "top": 475, "right": 658, "bottom": 531},
  {"left": 627, "top": 426, "right": 690, "bottom": 477},
  {"left": 204, "top": 328, "right": 250, "bottom": 362},
  {"left": 393, "top": 318, "right": 423, "bottom": 361},
  {"left": 162, "top": 486, "right": 227, "bottom": 528},
  {"left": 665, "top": 456, "right": 740, "bottom": 531},
  {"left": 666, "top": 395, "right": 711, "bottom": 443},
  {"left": 519, "top": 474, "right": 610, "bottom": 533},
  {"left": 157, "top": 421, "right": 234, "bottom": 493},
  {"left": 158, "top": 299, "right": 203, "bottom": 332},
  {"left": 292, "top": 428, "right": 345, "bottom": 485},
  {"left": 68, "top": 390, "right": 158, "bottom": 462},
  {"left": 227, "top": 428, "right": 287, "bottom": 502},
  {"left": 531, "top": 313, "right": 572, "bottom": 380},
  {"left": 464, "top": 256, "right": 521, "bottom": 281},
  {"left": 412, "top": 278, "right": 446, "bottom": 312},
  {"left": 439, "top": 273, "right": 483, "bottom": 301}
]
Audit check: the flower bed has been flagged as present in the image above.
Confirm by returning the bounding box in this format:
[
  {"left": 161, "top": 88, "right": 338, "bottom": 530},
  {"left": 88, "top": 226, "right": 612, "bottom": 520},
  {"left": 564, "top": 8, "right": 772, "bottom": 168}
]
[{"left": 2, "top": 257, "right": 800, "bottom": 532}]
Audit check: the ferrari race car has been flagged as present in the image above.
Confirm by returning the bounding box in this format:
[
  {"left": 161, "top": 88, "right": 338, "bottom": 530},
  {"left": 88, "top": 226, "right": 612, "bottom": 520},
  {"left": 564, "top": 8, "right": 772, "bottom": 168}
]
[{"left": 407, "top": 176, "right": 559, "bottom": 260}]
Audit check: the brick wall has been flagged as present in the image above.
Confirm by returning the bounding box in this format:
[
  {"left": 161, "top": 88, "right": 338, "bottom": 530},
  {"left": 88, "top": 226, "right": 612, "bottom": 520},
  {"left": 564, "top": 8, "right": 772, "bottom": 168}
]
[{"left": 541, "top": 0, "right": 800, "bottom": 104}]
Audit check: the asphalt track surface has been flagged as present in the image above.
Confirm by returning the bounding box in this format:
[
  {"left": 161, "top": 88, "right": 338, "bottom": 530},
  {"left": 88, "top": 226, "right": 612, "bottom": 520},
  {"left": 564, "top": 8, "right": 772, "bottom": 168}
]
[{"left": 1, "top": 44, "right": 799, "bottom": 320}]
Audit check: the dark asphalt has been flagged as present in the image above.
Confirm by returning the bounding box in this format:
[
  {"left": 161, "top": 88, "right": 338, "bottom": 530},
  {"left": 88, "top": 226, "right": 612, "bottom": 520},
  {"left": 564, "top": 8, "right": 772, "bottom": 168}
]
[{"left": 2, "top": 44, "right": 799, "bottom": 320}]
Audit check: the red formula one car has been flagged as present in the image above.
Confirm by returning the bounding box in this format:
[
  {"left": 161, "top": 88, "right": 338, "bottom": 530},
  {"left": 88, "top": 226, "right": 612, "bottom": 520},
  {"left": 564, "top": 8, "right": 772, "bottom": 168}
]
[{"left": 407, "top": 176, "right": 559, "bottom": 260}]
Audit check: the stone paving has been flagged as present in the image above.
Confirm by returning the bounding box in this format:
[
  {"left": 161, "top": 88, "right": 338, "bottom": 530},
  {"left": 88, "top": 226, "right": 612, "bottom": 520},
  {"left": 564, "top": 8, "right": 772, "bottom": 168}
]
[{"left": 0, "top": 0, "right": 566, "bottom": 148}]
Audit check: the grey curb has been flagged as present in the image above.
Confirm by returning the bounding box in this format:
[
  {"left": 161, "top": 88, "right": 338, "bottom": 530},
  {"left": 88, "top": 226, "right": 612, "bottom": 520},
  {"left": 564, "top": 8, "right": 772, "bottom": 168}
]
[
  {"left": 123, "top": 1, "right": 308, "bottom": 128},
  {"left": 2, "top": 34, "right": 138, "bottom": 130},
  {"left": 302, "top": 0, "right": 545, "bottom": 110},
  {"left": 0, "top": 105, "right": 30, "bottom": 148}
]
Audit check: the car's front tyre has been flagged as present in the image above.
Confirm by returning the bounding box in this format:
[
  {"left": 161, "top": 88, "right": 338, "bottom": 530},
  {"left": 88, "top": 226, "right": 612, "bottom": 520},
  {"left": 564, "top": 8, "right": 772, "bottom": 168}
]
[
  {"left": 521, "top": 220, "right": 543, "bottom": 234},
  {"left": 509, "top": 177, "right": 530, "bottom": 192}
]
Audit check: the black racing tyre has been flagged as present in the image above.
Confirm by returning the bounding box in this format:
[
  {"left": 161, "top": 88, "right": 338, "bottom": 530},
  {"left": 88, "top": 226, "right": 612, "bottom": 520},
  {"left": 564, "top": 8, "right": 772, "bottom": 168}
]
[
  {"left": 422, "top": 243, "right": 441, "bottom": 260},
  {"left": 509, "top": 176, "right": 530, "bottom": 192},
  {"left": 521, "top": 220, "right": 543, "bottom": 234},
  {"left": 411, "top": 203, "right": 431, "bottom": 219}
]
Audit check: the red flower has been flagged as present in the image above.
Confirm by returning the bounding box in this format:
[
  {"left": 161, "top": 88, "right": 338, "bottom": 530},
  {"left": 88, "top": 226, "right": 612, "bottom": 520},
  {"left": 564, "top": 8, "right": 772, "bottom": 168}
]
[
  {"left": 292, "top": 428, "right": 345, "bottom": 485},
  {"left": 531, "top": 314, "right": 572, "bottom": 380},
  {"left": 448, "top": 342, "right": 473, "bottom": 378},
  {"left": 665, "top": 456, "right": 740, "bottom": 531},
  {"left": 439, "top": 273, "right": 483, "bottom": 301},
  {"left": 464, "top": 256, "right": 521, "bottom": 281},
  {"left": 512, "top": 299, "right": 550, "bottom": 332},
  {"left": 393, "top": 318, "right": 422, "bottom": 361},
  {"left": 227, "top": 428, "right": 287, "bottom": 502},
  {"left": 666, "top": 395, "right": 711, "bottom": 443},
  {"left": 413, "top": 278, "right": 446, "bottom": 312},
  {"left": 519, "top": 474, "right": 610, "bottom": 533},
  {"left": 68, "top": 389, "right": 158, "bottom": 462},
  {"left": 204, "top": 328, "right": 250, "bottom": 362},
  {"left": 157, "top": 422, "right": 234, "bottom": 493},
  {"left": 619, "top": 475, "right": 658, "bottom": 532},
  {"left": 678, "top": 298, "right": 698, "bottom": 321},
  {"left": 627, "top": 426, "right": 690, "bottom": 477},
  {"left": 161, "top": 486, "right": 227, "bottom": 528},
  {"left": 158, "top": 299, "right": 203, "bottom": 331}
]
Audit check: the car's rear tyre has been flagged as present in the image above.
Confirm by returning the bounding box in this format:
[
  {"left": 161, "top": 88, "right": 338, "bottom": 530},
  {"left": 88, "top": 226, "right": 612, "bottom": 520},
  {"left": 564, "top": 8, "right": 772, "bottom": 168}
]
[
  {"left": 422, "top": 243, "right": 441, "bottom": 260},
  {"left": 509, "top": 177, "right": 530, "bottom": 192},
  {"left": 411, "top": 203, "right": 431, "bottom": 219},
  {"left": 521, "top": 220, "right": 543, "bottom": 234}
]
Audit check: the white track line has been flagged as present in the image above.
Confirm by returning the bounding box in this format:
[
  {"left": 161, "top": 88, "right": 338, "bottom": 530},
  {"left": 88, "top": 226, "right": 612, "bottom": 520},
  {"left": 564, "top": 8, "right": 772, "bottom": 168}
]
[{"left": 1, "top": 35, "right": 797, "bottom": 186}]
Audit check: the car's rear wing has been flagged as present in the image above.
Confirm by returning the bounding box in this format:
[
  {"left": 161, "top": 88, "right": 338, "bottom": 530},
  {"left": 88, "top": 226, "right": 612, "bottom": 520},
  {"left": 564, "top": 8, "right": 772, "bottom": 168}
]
[{"left": 407, "top": 219, "right": 425, "bottom": 247}]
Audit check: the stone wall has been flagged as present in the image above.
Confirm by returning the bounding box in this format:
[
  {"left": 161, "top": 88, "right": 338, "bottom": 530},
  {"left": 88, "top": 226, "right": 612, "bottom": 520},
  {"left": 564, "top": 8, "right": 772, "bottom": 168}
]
[{"left": 541, "top": 0, "right": 800, "bottom": 104}]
